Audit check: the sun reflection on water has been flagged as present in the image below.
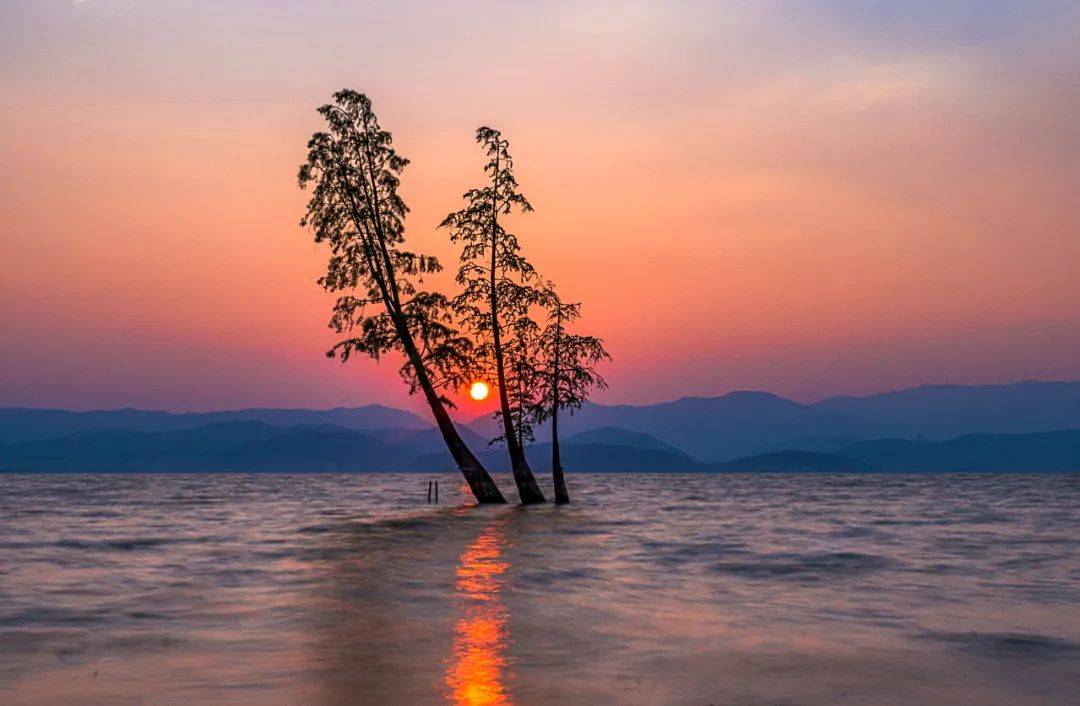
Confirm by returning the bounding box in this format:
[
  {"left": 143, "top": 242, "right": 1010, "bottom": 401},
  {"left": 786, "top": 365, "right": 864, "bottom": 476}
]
[{"left": 445, "top": 520, "right": 511, "bottom": 705}]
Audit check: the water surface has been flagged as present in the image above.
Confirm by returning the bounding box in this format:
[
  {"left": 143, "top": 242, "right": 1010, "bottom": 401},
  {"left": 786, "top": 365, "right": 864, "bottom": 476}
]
[{"left": 1, "top": 473, "right": 1078, "bottom": 704}]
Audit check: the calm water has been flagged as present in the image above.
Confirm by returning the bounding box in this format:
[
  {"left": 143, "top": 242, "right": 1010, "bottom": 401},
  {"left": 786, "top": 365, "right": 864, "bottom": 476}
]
[{"left": 1, "top": 473, "right": 1078, "bottom": 705}]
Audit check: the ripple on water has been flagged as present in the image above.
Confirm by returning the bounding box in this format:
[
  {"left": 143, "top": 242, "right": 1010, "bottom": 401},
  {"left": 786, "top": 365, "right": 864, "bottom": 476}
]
[
  {"left": 925, "top": 631, "right": 1080, "bottom": 659},
  {"left": 714, "top": 551, "right": 896, "bottom": 580},
  {"left": 55, "top": 537, "right": 203, "bottom": 551}
]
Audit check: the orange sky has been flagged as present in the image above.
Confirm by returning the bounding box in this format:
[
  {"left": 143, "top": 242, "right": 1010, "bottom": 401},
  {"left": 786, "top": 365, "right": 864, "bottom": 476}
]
[{"left": 1, "top": 1, "right": 1078, "bottom": 415}]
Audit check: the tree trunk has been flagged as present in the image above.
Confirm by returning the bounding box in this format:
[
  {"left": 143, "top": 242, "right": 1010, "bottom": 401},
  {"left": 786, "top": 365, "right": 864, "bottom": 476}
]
[
  {"left": 396, "top": 319, "right": 506, "bottom": 504},
  {"left": 489, "top": 153, "right": 545, "bottom": 504},
  {"left": 551, "top": 315, "right": 569, "bottom": 504},
  {"left": 492, "top": 316, "right": 545, "bottom": 503},
  {"left": 552, "top": 406, "right": 569, "bottom": 504},
  {"left": 431, "top": 392, "right": 506, "bottom": 504}
]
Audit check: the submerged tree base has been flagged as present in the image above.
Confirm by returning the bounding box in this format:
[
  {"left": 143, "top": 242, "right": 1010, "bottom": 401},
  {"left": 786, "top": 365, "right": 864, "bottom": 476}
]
[
  {"left": 512, "top": 462, "right": 547, "bottom": 504},
  {"left": 553, "top": 465, "right": 570, "bottom": 504},
  {"left": 470, "top": 482, "right": 508, "bottom": 504},
  {"left": 456, "top": 453, "right": 507, "bottom": 504}
]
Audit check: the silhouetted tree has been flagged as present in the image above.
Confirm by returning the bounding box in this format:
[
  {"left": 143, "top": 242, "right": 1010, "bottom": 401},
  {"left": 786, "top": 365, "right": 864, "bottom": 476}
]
[
  {"left": 534, "top": 295, "right": 610, "bottom": 504},
  {"left": 440, "top": 127, "right": 547, "bottom": 504},
  {"left": 298, "top": 90, "right": 505, "bottom": 504},
  {"left": 491, "top": 312, "right": 542, "bottom": 452}
]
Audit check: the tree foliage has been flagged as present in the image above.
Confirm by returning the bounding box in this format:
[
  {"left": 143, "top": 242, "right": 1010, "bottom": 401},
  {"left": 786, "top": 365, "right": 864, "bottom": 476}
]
[
  {"left": 439, "top": 127, "right": 545, "bottom": 380},
  {"left": 534, "top": 295, "right": 611, "bottom": 426},
  {"left": 299, "top": 90, "right": 476, "bottom": 405},
  {"left": 491, "top": 312, "right": 542, "bottom": 449}
]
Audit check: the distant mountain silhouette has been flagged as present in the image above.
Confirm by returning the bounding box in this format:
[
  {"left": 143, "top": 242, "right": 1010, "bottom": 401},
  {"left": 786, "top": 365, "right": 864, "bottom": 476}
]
[
  {"left": 563, "top": 427, "right": 697, "bottom": 459},
  {"left": 468, "top": 380, "right": 1080, "bottom": 461},
  {"left": 840, "top": 430, "right": 1080, "bottom": 472},
  {"left": 368, "top": 425, "right": 490, "bottom": 456},
  {"left": 0, "top": 422, "right": 706, "bottom": 473},
  {"left": 214, "top": 425, "right": 402, "bottom": 472},
  {"left": 770, "top": 435, "right": 868, "bottom": 454},
  {"left": 814, "top": 381, "right": 1080, "bottom": 439},
  {"left": 710, "top": 430, "right": 1080, "bottom": 474},
  {"left": 5, "top": 381, "right": 1080, "bottom": 472},
  {"left": 469, "top": 391, "right": 847, "bottom": 461},
  {"left": 0, "top": 405, "right": 430, "bottom": 444},
  {"left": 2, "top": 423, "right": 1079, "bottom": 474},
  {"left": 0, "top": 422, "right": 399, "bottom": 473}
]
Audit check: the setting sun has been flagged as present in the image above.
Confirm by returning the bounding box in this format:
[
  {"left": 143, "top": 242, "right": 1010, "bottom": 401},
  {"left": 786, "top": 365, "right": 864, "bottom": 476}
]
[{"left": 469, "top": 382, "right": 490, "bottom": 401}]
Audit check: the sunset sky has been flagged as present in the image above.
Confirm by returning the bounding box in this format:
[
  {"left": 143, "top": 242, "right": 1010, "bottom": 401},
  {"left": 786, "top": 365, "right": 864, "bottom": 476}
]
[{"left": 2, "top": 1, "right": 1078, "bottom": 416}]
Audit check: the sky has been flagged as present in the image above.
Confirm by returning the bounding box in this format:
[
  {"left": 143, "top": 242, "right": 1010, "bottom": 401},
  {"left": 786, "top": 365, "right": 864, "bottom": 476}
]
[{"left": 1, "top": 0, "right": 1078, "bottom": 416}]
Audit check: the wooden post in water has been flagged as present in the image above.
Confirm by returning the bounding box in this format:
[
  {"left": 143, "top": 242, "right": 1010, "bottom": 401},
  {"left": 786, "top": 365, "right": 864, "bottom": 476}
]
[
  {"left": 427, "top": 480, "right": 433, "bottom": 503},
  {"left": 435, "top": 481, "right": 439, "bottom": 503}
]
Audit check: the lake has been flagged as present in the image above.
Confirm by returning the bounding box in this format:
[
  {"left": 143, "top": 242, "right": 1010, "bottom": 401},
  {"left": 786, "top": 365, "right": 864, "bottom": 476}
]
[{"left": 1, "top": 473, "right": 1077, "bottom": 705}]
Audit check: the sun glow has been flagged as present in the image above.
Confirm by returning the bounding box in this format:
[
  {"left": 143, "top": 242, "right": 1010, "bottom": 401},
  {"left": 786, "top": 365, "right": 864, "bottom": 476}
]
[{"left": 469, "top": 382, "right": 490, "bottom": 401}]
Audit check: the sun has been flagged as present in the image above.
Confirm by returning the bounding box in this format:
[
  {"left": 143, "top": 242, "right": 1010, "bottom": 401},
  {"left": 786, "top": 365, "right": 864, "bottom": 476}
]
[{"left": 469, "top": 381, "right": 490, "bottom": 401}]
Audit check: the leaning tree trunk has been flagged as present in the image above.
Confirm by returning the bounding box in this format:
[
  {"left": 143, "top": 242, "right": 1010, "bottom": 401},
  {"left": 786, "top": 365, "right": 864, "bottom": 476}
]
[{"left": 397, "top": 320, "right": 506, "bottom": 504}]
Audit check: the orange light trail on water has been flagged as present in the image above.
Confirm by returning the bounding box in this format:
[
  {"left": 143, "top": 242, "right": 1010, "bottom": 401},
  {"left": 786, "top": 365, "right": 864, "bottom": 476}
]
[{"left": 445, "top": 522, "right": 511, "bottom": 705}]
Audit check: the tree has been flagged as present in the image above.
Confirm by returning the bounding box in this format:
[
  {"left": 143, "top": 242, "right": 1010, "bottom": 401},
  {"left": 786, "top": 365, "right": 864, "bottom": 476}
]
[
  {"left": 440, "top": 127, "right": 547, "bottom": 504},
  {"left": 298, "top": 90, "right": 505, "bottom": 504},
  {"left": 491, "top": 311, "right": 542, "bottom": 453},
  {"left": 534, "top": 295, "right": 610, "bottom": 504}
]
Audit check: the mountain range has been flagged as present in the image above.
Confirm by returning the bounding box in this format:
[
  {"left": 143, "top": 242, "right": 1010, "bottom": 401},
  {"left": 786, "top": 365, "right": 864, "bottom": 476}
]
[
  {"left": 0, "top": 405, "right": 429, "bottom": 444},
  {"left": 3, "top": 381, "right": 1080, "bottom": 473},
  {"left": 466, "top": 380, "right": 1080, "bottom": 461}
]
